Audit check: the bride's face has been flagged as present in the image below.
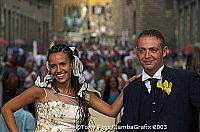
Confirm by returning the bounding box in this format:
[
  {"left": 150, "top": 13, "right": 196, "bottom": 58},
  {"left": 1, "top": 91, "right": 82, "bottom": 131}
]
[{"left": 48, "top": 52, "right": 73, "bottom": 84}]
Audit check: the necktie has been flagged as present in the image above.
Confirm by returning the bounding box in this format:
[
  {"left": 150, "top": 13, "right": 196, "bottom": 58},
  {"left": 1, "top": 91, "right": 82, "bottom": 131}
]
[{"left": 149, "top": 78, "right": 157, "bottom": 97}]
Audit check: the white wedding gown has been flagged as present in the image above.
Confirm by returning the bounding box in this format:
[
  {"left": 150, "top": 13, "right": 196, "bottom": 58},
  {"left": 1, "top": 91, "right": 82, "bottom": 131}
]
[{"left": 35, "top": 88, "right": 84, "bottom": 132}]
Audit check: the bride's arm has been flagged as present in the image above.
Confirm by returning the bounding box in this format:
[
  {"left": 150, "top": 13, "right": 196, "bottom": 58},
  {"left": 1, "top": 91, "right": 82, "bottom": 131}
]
[
  {"left": 89, "top": 75, "right": 140, "bottom": 117},
  {"left": 1, "top": 86, "right": 45, "bottom": 132},
  {"left": 89, "top": 90, "right": 123, "bottom": 117}
]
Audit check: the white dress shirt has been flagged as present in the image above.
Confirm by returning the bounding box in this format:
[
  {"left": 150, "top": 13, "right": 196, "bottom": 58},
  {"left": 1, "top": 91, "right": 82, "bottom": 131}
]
[{"left": 142, "top": 65, "right": 164, "bottom": 93}]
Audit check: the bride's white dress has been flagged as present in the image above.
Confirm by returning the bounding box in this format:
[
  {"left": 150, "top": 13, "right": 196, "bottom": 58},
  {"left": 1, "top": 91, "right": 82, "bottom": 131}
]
[{"left": 35, "top": 88, "right": 84, "bottom": 132}]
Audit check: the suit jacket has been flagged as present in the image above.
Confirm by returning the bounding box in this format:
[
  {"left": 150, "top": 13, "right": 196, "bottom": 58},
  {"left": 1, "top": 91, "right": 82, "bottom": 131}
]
[{"left": 118, "top": 66, "right": 200, "bottom": 132}]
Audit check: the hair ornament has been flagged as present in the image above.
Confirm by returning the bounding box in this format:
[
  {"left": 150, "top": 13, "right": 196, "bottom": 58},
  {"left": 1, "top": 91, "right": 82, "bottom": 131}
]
[
  {"left": 73, "top": 55, "right": 85, "bottom": 84},
  {"left": 69, "top": 46, "right": 76, "bottom": 53},
  {"left": 46, "top": 61, "right": 50, "bottom": 73},
  {"left": 35, "top": 74, "right": 53, "bottom": 88}
]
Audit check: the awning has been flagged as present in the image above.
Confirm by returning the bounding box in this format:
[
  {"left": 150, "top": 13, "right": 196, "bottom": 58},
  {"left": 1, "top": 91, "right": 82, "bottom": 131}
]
[
  {"left": 0, "top": 38, "right": 8, "bottom": 45},
  {"left": 194, "top": 42, "right": 200, "bottom": 48},
  {"left": 182, "top": 44, "right": 200, "bottom": 53}
]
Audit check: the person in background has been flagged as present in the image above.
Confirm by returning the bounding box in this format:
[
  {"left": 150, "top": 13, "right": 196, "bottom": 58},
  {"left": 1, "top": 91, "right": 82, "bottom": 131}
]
[
  {"left": 111, "top": 66, "right": 128, "bottom": 90},
  {"left": 34, "top": 52, "right": 44, "bottom": 78},
  {"left": 1, "top": 54, "right": 20, "bottom": 105},
  {"left": 173, "top": 59, "right": 183, "bottom": 69},
  {"left": 93, "top": 53, "right": 106, "bottom": 95},
  {"left": 0, "top": 108, "right": 35, "bottom": 132},
  {"left": 103, "top": 76, "right": 120, "bottom": 105},
  {"left": 17, "top": 47, "right": 26, "bottom": 67},
  {"left": 123, "top": 58, "right": 137, "bottom": 78},
  {"left": 24, "top": 63, "right": 37, "bottom": 117},
  {"left": 83, "top": 62, "right": 97, "bottom": 89},
  {"left": 1, "top": 54, "right": 36, "bottom": 132},
  {"left": 186, "top": 54, "right": 200, "bottom": 75}
]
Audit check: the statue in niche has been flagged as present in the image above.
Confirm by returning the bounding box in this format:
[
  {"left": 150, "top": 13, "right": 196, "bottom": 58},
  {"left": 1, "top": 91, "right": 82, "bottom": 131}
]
[
  {"left": 80, "top": 4, "right": 90, "bottom": 33},
  {"left": 64, "top": 6, "right": 82, "bottom": 35}
]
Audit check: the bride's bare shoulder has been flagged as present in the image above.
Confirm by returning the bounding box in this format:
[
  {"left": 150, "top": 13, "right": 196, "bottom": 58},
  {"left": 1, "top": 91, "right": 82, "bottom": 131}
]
[{"left": 25, "top": 85, "right": 48, "bottom": 100}]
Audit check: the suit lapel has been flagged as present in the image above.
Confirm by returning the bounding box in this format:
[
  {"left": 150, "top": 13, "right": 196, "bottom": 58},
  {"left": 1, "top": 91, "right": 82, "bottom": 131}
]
[{"left": 158, "top": 66, "right": 173, "bottom": 112}]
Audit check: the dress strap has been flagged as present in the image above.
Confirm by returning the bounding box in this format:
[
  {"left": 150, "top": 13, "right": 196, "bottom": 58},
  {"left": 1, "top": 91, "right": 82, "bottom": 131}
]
[
  {"left": 51, "top": 87, "right": 57, "bottom": 93},
  {"left": 42, "top": 88, "right": 48, "bottom": 102}
]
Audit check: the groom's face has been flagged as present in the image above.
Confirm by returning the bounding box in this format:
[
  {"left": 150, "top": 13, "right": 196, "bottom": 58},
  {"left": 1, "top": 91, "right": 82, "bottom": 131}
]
[{"left": 137, "top": 36, "right": 167, "bottom": 76}]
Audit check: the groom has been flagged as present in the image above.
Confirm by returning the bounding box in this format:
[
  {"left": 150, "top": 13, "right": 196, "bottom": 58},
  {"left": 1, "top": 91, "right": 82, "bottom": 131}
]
[{"left": 118, "top": 29, "right": 200, "bottom": 132}]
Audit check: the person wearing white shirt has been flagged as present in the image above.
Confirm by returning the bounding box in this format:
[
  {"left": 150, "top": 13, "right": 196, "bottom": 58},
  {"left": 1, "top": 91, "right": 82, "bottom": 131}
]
[{"left": 118, "top": 29, "right": 200, "bottom": 132}]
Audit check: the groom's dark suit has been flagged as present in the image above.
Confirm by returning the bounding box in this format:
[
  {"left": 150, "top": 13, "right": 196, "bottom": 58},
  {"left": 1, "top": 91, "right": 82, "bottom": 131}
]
[{"left": 118, "top": 66, "right": 200, "bottom": 132}]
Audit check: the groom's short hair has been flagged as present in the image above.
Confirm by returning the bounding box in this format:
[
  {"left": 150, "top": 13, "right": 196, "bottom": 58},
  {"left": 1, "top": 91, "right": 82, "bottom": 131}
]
[{"left": 136, "top": 29, "right": 166, "bottom": 48}]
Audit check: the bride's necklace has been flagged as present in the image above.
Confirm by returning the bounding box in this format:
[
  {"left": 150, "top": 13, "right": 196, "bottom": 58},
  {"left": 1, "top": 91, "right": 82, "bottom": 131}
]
[
  {"left": 53, "top": 84, "right": 76, "bottom": 98},
  {"left": 57, "top": 87, "right": 72, "bottom": 95},
  {"left": 53, "top": 88, "right": 76, "bottom": 99},
  {"left": 56, "top": 87, "right": 77, "bottom": 99},
  {"left": 57, "top": 92, "right": 76, "bottom": 99}
]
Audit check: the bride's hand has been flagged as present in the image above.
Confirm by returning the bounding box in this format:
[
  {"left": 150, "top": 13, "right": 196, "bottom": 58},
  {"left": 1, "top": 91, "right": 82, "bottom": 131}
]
[{"left": 122, "top": 74, "right": 141, "bottom": 89}]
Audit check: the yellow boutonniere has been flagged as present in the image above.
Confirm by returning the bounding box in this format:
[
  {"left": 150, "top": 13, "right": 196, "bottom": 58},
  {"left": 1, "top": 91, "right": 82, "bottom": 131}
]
[{"left": 157, "top": 80, "right": 172, "bottom": 95}]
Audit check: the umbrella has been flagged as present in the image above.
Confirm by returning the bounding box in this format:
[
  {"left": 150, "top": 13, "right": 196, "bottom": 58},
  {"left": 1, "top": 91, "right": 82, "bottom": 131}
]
[
  {"left": 194, "top": 42, "right": 200, "bottom": 48},
  {"left": 0, "top": 38, "right": 8, "bottom": 45},
  {"left": 182, "top": 44, "right": 200, "bottom": 53}
]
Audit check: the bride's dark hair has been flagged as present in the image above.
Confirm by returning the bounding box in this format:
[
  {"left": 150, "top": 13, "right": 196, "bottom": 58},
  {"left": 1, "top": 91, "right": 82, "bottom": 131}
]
[{"left": 47, "top": 41, "right": 90, "bottom": 131}]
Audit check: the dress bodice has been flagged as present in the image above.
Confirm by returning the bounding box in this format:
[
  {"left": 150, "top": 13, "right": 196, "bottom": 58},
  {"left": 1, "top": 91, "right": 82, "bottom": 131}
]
[{"left": 35, "top": 88, "right": 83, "bottom": 132}]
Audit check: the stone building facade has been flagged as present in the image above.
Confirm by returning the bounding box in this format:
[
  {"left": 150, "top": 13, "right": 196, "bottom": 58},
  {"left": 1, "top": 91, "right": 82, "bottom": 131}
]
[
  {"left": 49, "top": 0, "right": 177, "bottom": 48},
  {"left": 112, "top": 0, "right": 136, "bottom": 43},
  {"left": 175, "top": 0, "right": 200, "bottom": 49},
  {"left": 0, "top": 0, "right": 50, "bottom": 48},
  {"left": 112, "top": 0, "right": 176, "bottom": 48}
]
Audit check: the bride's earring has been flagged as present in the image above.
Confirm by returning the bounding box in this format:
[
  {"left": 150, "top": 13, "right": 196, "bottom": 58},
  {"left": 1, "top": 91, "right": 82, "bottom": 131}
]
[{"left": 71, "top": 61, "right": 74, "bottom": 69}]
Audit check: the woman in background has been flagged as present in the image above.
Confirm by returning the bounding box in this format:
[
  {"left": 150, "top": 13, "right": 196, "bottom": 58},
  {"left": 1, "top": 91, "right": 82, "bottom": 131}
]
[{"left": 103, "top": 76, "right": 120, "bottom": 104}]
